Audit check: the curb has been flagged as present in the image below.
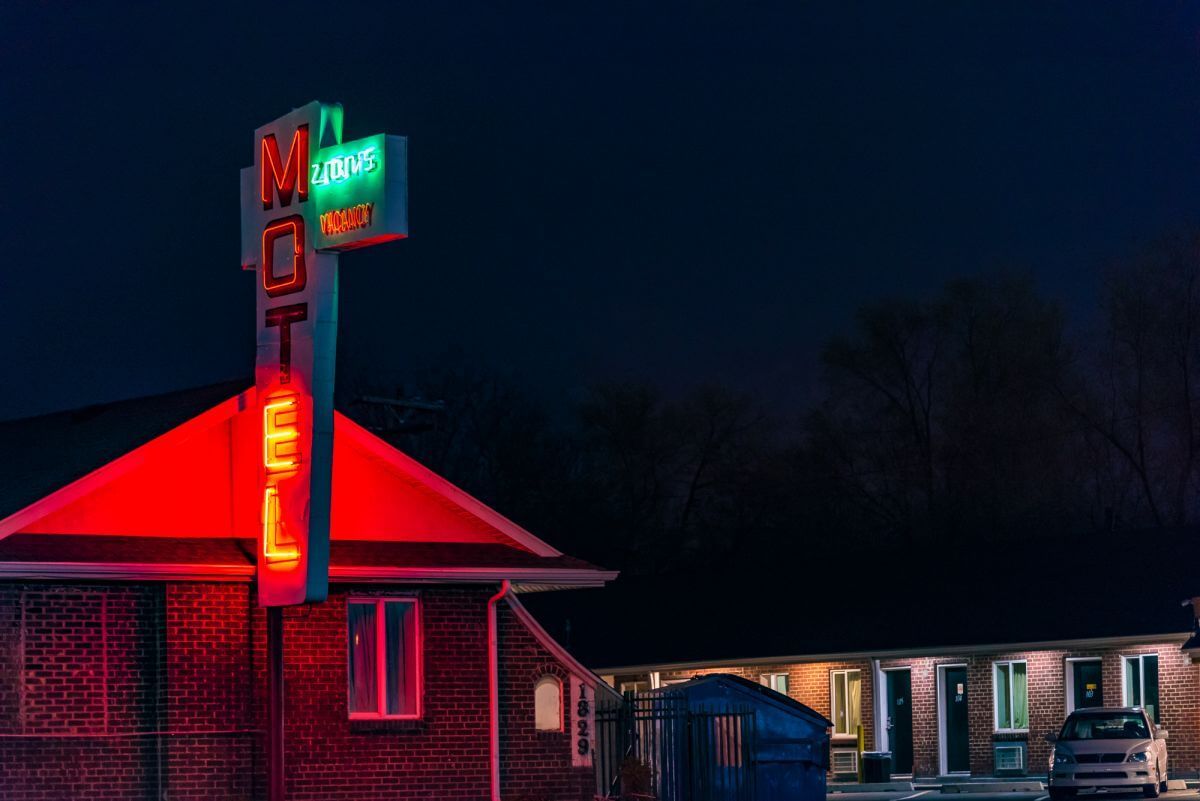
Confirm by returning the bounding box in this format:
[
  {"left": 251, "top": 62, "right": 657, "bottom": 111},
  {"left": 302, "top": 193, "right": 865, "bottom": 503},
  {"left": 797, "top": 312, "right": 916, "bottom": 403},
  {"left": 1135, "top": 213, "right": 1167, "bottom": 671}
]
[
  {"left": 829, "top": 782, "right": 916, "bottom": 794},
  {"left": 941, "top": 782, "right": 1045, "bottom": 793}
]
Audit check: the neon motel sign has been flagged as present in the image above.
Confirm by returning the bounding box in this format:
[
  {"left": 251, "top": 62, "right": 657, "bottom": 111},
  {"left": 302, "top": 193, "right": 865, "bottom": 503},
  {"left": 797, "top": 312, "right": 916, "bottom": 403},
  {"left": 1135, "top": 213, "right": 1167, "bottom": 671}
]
[{"left": 240, "top": 102, "right": 407, "bottom": 606}]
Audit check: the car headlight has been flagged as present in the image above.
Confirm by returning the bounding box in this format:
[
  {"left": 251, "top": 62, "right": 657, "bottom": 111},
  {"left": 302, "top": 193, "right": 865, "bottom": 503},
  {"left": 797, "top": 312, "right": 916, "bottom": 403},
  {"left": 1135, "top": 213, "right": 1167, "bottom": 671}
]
[
  {"left": 1128, "top": 752, "right": 1150, "bottom": 763},
  {"left": 1054, "top": 752, "right": 1075, "bottom": 765}
]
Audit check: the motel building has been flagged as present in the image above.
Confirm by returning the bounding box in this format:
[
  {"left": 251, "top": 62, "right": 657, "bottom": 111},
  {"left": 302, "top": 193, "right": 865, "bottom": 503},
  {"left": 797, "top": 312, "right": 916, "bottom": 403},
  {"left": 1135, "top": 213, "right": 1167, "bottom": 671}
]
[
  {"left": 0, "top": 102, "right": 619, "bottom": 801},
  {"left": 595, "top": 579, "right": 1200, "bottom": 784},
  {"left": 0, "top": 380, "right": 617, "bottom": 801}
]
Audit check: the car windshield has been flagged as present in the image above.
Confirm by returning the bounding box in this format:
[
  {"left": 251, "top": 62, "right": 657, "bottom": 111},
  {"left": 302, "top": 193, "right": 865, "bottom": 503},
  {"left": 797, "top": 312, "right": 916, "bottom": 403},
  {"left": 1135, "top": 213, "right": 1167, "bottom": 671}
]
[{"left": 1060, "top": 713, "right": 1149, "bottom": 740}]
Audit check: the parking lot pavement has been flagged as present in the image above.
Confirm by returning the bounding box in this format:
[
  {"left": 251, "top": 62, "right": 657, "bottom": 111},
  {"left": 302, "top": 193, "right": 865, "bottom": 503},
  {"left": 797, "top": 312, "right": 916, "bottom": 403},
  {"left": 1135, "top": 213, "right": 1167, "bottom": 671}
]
[{"left": 829, "top": 790, "right": 1200, "bottom": 801}]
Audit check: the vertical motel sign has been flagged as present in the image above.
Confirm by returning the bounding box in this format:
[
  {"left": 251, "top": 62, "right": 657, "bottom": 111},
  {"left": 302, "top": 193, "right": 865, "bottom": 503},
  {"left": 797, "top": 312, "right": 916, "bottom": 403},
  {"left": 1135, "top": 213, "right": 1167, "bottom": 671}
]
[{"left": 241, "top": 101, "right": 407, "bottom": 606}]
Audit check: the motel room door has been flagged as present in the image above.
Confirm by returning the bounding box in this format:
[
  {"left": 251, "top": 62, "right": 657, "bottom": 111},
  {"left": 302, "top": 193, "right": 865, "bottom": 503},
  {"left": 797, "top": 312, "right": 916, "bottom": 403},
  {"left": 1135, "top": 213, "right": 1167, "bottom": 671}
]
[
  {"left": 1071, "top": 660, "right": 1103, "bottom": 710},
  {"left": 943, "top": 666, "right": 970, "bottom": 774},
  {"left": 886, "top": 669, "right": 913, "bottom": 775}
]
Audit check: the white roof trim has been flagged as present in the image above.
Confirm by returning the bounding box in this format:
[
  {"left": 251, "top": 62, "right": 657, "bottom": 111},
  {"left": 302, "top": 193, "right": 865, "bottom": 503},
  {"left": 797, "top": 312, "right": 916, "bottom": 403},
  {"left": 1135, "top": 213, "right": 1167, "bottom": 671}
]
[
  {"left": 0, "top": 561, "right": 255, "bottom": 582},
  {"left": 596, "top": 632, "right": 1195, "bottom": 675},
  {"left": 0, "top": 561, "right": 615, "bottom": 587},
  {"left": 331, "top": 565, "right": 615, "bottom": 585}
]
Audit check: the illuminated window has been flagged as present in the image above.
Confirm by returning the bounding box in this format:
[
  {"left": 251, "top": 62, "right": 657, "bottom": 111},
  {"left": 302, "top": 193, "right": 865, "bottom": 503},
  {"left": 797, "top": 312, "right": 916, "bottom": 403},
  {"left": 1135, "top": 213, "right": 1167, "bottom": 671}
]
[
  {"left": 761, "top": 673, "right": 789, "bottom": 695},
  {"left": 1123, "top": 654, "right": 1160, "bottom": 723},
  {"left": 347, "top": 598, "right": 421, "bottom": 719},
  {"left": 994, "top": 660, "right": 1029, "bottom": 732},
  {"left": 830, "top": 670, "right": 861, "bottom": 735},
  {"left": 535, "top": 675, "right": 563, "bottom": 731}
]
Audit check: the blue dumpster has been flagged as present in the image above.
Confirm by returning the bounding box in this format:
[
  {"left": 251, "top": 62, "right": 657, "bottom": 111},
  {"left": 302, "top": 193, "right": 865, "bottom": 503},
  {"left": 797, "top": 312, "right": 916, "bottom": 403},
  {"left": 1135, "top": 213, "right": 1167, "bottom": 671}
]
[{"left": 649, "top": 673, "right": 832, "bottom": 801}]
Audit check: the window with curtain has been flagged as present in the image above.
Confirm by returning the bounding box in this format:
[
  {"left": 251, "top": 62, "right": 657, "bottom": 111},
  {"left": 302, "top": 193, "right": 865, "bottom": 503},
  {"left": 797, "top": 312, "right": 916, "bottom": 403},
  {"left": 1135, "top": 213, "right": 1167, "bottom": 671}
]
[
  {"left": 534, "top": 676, "right": 563, "bottom": 731},
  {"left": 761, "top": 673, "right": 789, "bottom": 695},
  {"left": 348, "top": 598, "right": 421, "bottom": 718},
  {"left": 831, "top": 670, "right": 861, "bottom": 735},
  {"left": 994, "top": 660, "right": 1028, "bottom": 731},
  {"left": 1123, "top": 654, "right": 1160, "bottom": 723}
]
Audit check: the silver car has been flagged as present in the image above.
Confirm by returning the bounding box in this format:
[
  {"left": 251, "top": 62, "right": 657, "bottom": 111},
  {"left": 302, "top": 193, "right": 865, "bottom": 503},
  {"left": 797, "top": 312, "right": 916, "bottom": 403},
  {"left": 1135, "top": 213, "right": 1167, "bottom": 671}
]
[{"left": 1047, "top": 707, "right": 1168, "bottom": 799}]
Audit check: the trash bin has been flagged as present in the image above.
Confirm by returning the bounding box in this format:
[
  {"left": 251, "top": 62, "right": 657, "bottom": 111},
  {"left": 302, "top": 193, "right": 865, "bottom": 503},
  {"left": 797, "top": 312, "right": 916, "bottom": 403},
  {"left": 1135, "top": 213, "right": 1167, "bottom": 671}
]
[{"left": 862, "top": 752, "right": 892, "bottom": 783}]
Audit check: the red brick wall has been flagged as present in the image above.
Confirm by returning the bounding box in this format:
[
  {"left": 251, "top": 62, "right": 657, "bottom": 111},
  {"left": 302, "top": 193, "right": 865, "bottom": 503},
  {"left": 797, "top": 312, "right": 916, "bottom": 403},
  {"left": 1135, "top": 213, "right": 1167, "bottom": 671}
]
[
  {"left": 0, "top": 581, "right": 598, "bottom": 801},
  {"left": 269, "top": 586, "right": 493, "bottom": 801},
  {"left": 498, "top": 603, "right": 595, "bottom": 801},
  {"left": 654, "top": 659, "right": 875, "bottom": 751},
  {"left": 0, "top": 584, "right": 167, "bottom": 801},
  {"left": 635, "top": 640, "right": 1200, "bottom": 779},
  {"left": 164, "top": 582, "right": 256, "bottom": 801}
]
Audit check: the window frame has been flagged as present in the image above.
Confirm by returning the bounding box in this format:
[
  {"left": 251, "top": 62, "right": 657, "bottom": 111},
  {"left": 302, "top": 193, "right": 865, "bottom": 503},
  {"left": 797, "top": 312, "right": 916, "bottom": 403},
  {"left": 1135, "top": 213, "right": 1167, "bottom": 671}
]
[
  {"left": 761, "top": 672, "right": 789, "bottom": 695},
  {"left": 534, "top": 674, "right": 564, "bottom": 732},
  {"left": 347, "top": 596, "right": 423, "bottom": 721},
  {"left": 830, "top": 669, "right": 862, "bottom": 736},
  {"left": 1121, "top": 653, "right": 1160, "bottom": 724},
  {"left": 993, "top": 659, "right": 1029, "bottom": 733}
]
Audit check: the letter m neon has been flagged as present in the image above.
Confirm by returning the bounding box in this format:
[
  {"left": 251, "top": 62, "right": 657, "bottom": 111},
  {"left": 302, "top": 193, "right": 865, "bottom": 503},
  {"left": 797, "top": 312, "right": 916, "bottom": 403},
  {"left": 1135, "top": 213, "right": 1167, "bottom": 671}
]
[{"left": 261, "top": 125, "right": 309, "bottom": 210}]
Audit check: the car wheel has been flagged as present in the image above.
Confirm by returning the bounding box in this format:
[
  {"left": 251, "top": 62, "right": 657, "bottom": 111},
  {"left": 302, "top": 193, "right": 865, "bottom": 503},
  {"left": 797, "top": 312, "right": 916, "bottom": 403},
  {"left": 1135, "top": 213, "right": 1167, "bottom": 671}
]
[{"left": 1144, "top": 782, "right": 1161, "bottom": 798}]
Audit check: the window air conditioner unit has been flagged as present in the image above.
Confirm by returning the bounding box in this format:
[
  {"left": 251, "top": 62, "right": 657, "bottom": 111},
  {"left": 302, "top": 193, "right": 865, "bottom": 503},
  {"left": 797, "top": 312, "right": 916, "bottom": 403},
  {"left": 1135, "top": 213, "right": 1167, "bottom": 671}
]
[
  {"left": 994, "top": 743, "right": 1026, "bottom": 774},
  {"left": 831, "top": 749, "right": 859, "bottom": 775}
]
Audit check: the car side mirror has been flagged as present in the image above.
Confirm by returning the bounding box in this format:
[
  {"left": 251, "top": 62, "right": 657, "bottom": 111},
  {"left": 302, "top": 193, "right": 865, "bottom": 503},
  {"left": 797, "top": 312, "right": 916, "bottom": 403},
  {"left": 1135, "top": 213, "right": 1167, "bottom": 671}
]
[
  {"left": 1156, "top": 728, "right": 1169, "bottom": 740},
  {"left": 1044, "top": 733, "right": 1058, "bottom": 744}
]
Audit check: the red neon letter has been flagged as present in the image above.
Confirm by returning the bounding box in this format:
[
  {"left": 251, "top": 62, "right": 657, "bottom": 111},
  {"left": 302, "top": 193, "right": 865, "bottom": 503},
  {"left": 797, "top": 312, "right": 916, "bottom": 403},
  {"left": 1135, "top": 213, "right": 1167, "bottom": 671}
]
[
  {"left": 265, "top": 303, "right": 308, "bottom": 384},
  {"left": 261, "top": 126, "right": 309, "bottom": 210},
  {"left": 262, "top": 215, "right": 306, "bottom": 297}
]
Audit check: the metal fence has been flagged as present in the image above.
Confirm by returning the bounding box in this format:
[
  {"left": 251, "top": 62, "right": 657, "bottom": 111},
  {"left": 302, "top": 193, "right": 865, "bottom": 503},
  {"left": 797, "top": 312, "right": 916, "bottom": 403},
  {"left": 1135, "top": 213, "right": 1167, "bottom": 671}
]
[{"left": 596, "top": 693, "right": 756, "bottom": 801}]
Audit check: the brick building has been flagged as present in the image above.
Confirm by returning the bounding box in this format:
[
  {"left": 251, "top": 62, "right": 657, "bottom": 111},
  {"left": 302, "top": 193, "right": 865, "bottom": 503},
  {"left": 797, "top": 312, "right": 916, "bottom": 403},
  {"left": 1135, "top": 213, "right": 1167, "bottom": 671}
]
[
  {"left": 0, "top": 382, "right": 617, "bottom": 801},
  {"left": 599, "top": 634, "right": 1200, "bottom": 780}
]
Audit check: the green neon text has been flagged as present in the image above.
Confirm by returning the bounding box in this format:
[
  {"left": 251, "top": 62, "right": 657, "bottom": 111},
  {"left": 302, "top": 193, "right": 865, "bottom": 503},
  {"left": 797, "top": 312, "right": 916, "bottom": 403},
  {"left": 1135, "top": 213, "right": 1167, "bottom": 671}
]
[{"left": 310, "top": 146, "right": 379, "bottom": 187}]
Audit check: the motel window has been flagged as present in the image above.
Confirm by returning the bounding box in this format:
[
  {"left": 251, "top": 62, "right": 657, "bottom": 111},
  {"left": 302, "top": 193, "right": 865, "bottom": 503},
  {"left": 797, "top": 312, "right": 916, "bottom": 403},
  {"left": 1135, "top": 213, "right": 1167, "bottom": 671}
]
[
  {"left": 830, "top": 670, "right": 862, "bottom": 736},
  {"left": 347, "top": 598, "right": 421, "bottom": 718},
  {"left": 620, "top": 681, "right": 649, "bottom": 695},
  {"left": 535, "top": 675, "right": 563, "bottom": 731},
  {"left": 994, "top": 660, "right": 1028, "bottom": 732},
  {"left": 761, "top": 673, "right": 789, "bottom": 695},
  {"left": 1123, "top": 654, "right": 1160, "bottom": 724}
]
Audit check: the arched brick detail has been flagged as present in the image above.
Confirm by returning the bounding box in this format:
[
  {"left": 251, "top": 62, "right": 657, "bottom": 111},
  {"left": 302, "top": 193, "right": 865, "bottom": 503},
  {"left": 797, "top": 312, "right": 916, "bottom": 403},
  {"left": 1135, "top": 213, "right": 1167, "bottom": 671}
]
[{"left": 532, "top": 661, "right": 568, "bottom": 684}]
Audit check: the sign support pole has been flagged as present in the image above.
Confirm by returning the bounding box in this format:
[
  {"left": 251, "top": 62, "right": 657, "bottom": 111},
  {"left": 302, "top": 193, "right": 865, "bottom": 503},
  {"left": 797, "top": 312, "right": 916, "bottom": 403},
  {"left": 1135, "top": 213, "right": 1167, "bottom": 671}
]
[
  {"left": 267, "top": 607, "right": 285, "bottom": 801},
  {"left": 240, "top": 101, "right": 407, "bottom": 801}
]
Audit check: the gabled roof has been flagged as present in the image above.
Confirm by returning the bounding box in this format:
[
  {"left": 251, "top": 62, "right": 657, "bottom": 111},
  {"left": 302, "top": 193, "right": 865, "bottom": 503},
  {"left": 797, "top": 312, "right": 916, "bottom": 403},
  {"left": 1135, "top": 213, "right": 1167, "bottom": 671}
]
[
  {"left": 0, "top": 382, "right": 614, "bottom": 589},
  {"left": 0, "top": 379, "right": 248, "bottom": 522}
]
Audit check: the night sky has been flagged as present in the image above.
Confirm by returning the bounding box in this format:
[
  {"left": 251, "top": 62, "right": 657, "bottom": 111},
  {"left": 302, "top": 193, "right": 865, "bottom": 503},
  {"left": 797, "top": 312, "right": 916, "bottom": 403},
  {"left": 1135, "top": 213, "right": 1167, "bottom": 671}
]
[{"left": 4, "top": 2, "right": 1200, "bottom": 421}]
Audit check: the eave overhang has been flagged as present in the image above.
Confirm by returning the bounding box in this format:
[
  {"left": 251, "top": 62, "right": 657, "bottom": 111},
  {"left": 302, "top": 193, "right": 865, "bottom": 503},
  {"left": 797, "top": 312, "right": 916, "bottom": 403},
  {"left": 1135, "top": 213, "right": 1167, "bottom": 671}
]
[
  {"left": 597, "top": 631, "right": 1194, "bottom": 676},
  {"left": 0, "top": 560, "right": 617, "bottom": 588}
]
